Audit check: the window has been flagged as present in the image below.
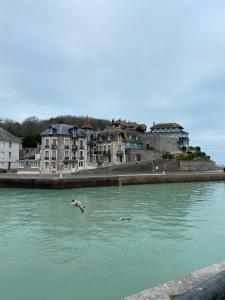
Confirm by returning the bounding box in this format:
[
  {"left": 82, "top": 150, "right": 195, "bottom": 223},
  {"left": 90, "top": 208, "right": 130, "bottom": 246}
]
[
  {"left": 9, "top": 152, "right": 11, "bottom": 158},
  {"left": 80, "top": 140, "right": 84, "bottom": 148},
  {"left": 0, "top": 151, "right": 4, "bottom": 159},
  {"left": 52, "top": 139, "right": 57, "bottom": 145},
  {"left": 65, "top": 151, "right": 69, "bottom": 159},
  {"left": 45, "top": 139, "right": 49, "bottom": 146},
  {"left": 9, "top": 142, "right": 12, "bottom": 148},
  {"left": 45, "top": 162, "right": 50, "bottom": 170},
  {"left": 52, "top": 163, "right": 56, "bottom": 169},
  {"left": 45, "top": 151, "right": 49, "bottom": 159},
  {"left": 52, "top": 150, "right": 56, "bottom": 159},
  {"left": 79, "top": 151, "right": 84, "bottom": 160},
  {"left": 64, "top": 139, "right": 70, "bottom": 145},
  {"left": 79, "top": 161, "right": 83, "bottom": 167}
]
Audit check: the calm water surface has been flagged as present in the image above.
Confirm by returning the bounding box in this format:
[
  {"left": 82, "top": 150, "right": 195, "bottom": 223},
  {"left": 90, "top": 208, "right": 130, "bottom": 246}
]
[{"left": 1, "top": 182, "right": 225, "bottom": 300}]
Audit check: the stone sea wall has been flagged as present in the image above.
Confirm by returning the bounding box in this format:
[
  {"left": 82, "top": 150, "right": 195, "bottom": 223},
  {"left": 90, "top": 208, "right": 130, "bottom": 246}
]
[{"left": 0, "top": 172, "right": 224, "bottom": 189}]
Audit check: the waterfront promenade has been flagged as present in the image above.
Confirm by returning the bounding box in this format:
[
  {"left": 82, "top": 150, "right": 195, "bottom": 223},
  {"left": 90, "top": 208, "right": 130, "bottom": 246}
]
[{"left": 0, "top": 171, "right": 225, "bottom": 189}]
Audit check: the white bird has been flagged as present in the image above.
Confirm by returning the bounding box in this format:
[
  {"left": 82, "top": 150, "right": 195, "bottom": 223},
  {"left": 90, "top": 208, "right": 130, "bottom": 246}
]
[{"left": 70, "top": 200, "right": 86, "bottom": 214}]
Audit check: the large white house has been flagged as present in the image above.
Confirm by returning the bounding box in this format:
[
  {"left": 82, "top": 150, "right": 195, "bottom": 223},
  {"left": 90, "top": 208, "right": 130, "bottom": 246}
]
[
  {"left": 0, "top": 127, "right": 22, "bottom": 171},
  {"left": 40, "top": 124, "right": 95, "bottom": 174}
]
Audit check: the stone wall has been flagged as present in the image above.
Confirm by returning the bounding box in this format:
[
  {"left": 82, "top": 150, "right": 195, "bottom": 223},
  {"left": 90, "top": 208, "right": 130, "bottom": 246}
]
[
  {"left": 180, "top": 161, "right": 216, "bottom": 171},
  {"left": 139, "top": 133, "right": 182, "bottom": 155},
  {"left": 77, "top": 159, "right": 216, "bottom": 175},
  {"left": 0, "top": 172, "right": 224, "bottom": 189}
]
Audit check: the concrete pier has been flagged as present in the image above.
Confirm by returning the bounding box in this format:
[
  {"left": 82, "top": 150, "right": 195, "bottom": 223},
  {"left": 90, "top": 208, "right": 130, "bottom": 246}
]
[
  {"left": 121, "top": 260, "right": 225, "bottom": 300},
  {"left": 0, "top": 171, "right": 225, "bottom": 189}
]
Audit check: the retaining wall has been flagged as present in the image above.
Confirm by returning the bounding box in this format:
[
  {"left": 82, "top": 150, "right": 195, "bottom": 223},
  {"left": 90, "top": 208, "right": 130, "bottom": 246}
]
[{"left": 0, "top": 172, "right": 225, "bottom": 189}]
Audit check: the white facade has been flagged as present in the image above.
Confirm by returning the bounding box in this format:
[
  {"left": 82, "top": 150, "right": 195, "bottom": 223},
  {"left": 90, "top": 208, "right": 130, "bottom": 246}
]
[
  {"left": 40, "top": 135, "right": 88, "bottom": 174},
  {"left": 0, "top": 139, "right": 21, "bottom": 170}
]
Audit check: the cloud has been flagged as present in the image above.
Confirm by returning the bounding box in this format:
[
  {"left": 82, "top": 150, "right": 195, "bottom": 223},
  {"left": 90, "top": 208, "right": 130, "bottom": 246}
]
[{"left": 0, "top": 0, "right": 225, "bottom": 162}]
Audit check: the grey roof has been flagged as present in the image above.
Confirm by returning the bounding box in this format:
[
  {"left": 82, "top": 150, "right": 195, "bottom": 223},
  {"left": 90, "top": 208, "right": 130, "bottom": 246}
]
[
  {"left": 41, "top": 124, "right": 95, "bottom": 138},
  {"left": 0, "top": 127, "right": 22, "bottom": 143},
  {"left": 151, "top": 123, "right": 183, "bottom": 130}
]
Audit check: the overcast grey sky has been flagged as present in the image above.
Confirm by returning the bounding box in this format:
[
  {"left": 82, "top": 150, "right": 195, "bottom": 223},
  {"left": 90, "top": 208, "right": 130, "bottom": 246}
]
[{"left": 0, "top": 0, "right": 225, "bottom": 163}]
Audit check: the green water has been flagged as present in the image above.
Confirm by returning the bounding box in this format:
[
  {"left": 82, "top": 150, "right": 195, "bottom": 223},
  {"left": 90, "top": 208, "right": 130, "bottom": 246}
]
[{"left": 1, "top": 182, "right": 225, "bottom": 300}]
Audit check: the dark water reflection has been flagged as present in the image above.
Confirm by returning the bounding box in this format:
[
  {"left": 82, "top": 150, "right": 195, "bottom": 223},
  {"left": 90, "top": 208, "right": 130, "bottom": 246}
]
[{"left": 0, "top": 182, "right": 225, "bottom": 300}]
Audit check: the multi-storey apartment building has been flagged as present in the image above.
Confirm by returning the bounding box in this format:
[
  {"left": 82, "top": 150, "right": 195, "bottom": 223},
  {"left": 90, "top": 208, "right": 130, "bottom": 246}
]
[
  {"left": 40, "top": 124, "right": 89, "bottom": 173},
  {"left": 94, "top": 129, "right": 146, "bottom": 166},
  {"left": 150, "top": 123, "right": 189, "bottom": 147},
  {"left": 0, "top": 127, "right": 21, "bottom": 171},
  {"left": 94, "top": 130, "right": 126, "bottom": 166}
]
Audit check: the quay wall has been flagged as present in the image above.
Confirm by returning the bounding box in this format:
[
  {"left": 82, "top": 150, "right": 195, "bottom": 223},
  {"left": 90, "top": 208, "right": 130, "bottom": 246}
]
[
  {"left": 121, "top": 260, "right": 225, "bottom": 300},
  {"left": 0, "top": 172, "right": 225, "bottom": 189},
  {"left": 77, "top": 160, "right": 216, "bottom": 175}
]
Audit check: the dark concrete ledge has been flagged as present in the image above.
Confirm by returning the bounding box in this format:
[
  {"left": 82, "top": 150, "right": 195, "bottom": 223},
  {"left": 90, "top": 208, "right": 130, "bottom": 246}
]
[
  {"left": 0, "top": 172, "right": 225, "bottom": 189},
  {"left": 121, "top": 261, "right": 225, "bottom": 300}
]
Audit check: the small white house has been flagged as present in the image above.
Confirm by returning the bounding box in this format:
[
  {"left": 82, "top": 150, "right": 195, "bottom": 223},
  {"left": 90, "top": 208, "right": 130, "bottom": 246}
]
[{"left": 0, "top": 127, "right": 22, "bottom": 171}]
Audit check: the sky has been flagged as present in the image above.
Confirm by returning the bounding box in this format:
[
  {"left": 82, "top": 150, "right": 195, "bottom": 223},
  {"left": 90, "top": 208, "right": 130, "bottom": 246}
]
[{"left": 0, "top": 0, "right": 225, "bottom": 163}]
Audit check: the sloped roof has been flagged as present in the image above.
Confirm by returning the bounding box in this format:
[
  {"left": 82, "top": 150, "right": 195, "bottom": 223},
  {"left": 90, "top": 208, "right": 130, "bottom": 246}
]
[
  {"left": 82, "top": 116, "right": 93, "bottom": 130},
  {"left": 0, "top": 127, "right": 22, "bottom": 143},
  {"left": 151, "top": 123, "right": 183, "bottom": 130},
  {"left": 97, "top": 129, "right": 142, "bottom": 144},
  {"left": 41, "top": 124, "right": 94, "bottom": 138}
]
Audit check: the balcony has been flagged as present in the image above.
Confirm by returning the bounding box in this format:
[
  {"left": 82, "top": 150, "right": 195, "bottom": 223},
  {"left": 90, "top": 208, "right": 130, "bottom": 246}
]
[
  {"left": 117, "top": 150, "right": 123, "bottom": 155},
  {"left": 79, "top": 157, "right": 84, "bottom": 160},
  {"left": 45, "top": 145, "right": 50, "bottom": 149},
  {"left": 72, "top": 145, "right": 78, "bottom": 150},
  {"left": 52, "top": 144, "right": 57, "bottom": 150},
  {"left": 79, "top": 145, "right": 84, "bottom": 150},
  {"left": 64, "top": 156, "right": 70, "bottom": 160},
  {"left": 44, "top": 156, "right": 49, "bottom": 160},
  {"left": 51, "top": 157, "right": 56, "bottom": 160},
  {"left": 64, "top": 145, "right": 70, "bottom": 149},
  {"left": 72, "top": 156, "right": 77, "bottom": 161},
  {"left": 87, "top": 141, "right": 96, "bottom": 147}
]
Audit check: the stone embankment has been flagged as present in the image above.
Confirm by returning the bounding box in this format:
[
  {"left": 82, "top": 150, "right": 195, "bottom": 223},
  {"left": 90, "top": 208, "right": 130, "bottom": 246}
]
[
  {"left": 77, "top": 159, "right": 216, "bottom": 175},
  {"left": 0, "top": 171, "right": 225, "bottom": 189},
  {"left": 121, "top": 260, "right": 225, "bottom": 300}
]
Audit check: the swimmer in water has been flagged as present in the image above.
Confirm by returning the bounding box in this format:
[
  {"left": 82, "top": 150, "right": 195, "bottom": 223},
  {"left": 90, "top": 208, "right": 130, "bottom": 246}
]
[
  {"left": 112, "top": 217, "right": 131, "bottom": 221},
  {"left": 70, "top": 200, "right": 86, "bottom": 214}
]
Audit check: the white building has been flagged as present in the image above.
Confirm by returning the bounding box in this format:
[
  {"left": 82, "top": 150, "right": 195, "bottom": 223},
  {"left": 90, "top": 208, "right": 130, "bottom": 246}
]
[
  {"left": 150, "top": 122, "right": 189, "bottom": 147},
  {"left": 0, "top": 127, "right": 22, "bottom": 171}
]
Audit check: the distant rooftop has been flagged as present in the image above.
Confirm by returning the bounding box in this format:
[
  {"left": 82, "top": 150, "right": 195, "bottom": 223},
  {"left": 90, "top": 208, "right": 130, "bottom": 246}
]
[
  {"left": 113, "top": 119, "right": 146, "bottom": 131},
  {"left": 0, "top": 127, "right": 22, "bottom": 143},
  {"left": 151, "top": 123, "right": 184, "bottom": 130},
  {"left": 41, "top": 124, "right": 95, "bottom": 138}
]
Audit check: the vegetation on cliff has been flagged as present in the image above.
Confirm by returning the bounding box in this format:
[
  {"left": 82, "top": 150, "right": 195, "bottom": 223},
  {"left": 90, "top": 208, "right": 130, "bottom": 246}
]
[
  {"left": 163, "top": 146, "right": 211, "bottom": 161},
  {"left": 0, "top": 115, "right": 111, "bottom": 147}
]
